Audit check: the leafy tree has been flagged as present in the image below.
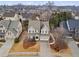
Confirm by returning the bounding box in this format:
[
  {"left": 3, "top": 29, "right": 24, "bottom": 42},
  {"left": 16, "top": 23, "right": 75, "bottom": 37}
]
[{"left": 49, "top": 11, "right": 72, "bottom": 28}]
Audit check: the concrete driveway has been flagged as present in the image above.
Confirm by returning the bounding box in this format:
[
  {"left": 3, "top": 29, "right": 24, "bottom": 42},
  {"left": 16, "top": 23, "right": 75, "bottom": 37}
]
[
  {"left": 38, "top": 40, "right": 79, "bottom": 57},
  {"left": 0, "top": 39, "right": 14, "bottom": 57}
]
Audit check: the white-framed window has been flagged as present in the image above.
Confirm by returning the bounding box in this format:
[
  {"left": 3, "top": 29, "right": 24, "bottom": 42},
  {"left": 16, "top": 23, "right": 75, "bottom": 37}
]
[
  {"left": 3, "top": 30, "right": 5, "bottom": 33},
  {"left": 8, "top": 32, "right": 11, "bottom": 35},
  {"left": 0, "top": 35, "right": 4, "bottom": 38},
  {"left": 41, "top": 31, "right": 44, "bottom": 34},
  {"left": 29, "top": 30, "right": 35, "bottom": 33},
  {"left": 36, "top": 30, "right": 38, "bottom": 33},
  {"left": 32, "top": 30, "right": 34, "bottom": 33},
  {"left": 45, "top": 31, "right": 47, "bottom": 34},
  {"left": 29, "top": 30, "right": 31, "bottom": 33}
]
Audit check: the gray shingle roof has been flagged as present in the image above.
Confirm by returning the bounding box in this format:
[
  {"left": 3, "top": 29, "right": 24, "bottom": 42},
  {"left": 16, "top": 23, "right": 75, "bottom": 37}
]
[
  {"left": 41, "top": 21, "right": 49, "bottom": 29},
  {"left": 68, "top": 20, "right": 79, "bottom": 31},
  {"left": 60, "top": 19, "right": 79, "bottom": 32},
  {"left": 0, "top": 20, "right": 10, "bottom": 29},
  {"left": 0, "top": 20, "right": 20, "bottom": 36},
  {"left": 28, "top": 20, "right": 40, "bottom": 32}
]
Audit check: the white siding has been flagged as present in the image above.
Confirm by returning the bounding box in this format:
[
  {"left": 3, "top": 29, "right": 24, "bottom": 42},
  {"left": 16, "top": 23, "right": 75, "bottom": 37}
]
[
  {"left": 40, "top": 35, "right": 49, "bottom": 41},
  {"left": 41, "top": 25, "right": 49, "bottom": 34},
  {"left": 41, "top": 29, "right": 49, "bottom": 34},
  {"left": 28, "top": 27, "right": 35, "bottom": 33},
  {"left": 35, "top": 30, "right": 39, "bottom": 33},
  {"left": 5, "top": 31, "right": 15, "bottom": 40}
]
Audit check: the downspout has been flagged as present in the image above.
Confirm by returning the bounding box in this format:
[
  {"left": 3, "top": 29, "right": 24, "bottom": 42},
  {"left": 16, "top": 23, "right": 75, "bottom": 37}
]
[{"left": 66, "top": 20, "right": 70, "bottom": 31}]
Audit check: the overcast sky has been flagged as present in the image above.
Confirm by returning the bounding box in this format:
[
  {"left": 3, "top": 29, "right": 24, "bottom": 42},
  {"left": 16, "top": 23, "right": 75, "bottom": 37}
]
[{"left": 0, "top": 1, "right": 79, "bottom": 6}]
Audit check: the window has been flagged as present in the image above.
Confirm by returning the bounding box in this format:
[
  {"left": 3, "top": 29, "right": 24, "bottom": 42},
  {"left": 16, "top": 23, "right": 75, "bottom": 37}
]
[
  {"left": 42, "top": 31, "right": 44, "bottom": 33},
  {"left": 0, "top": 30, "right": 2, "bottom": 32},
  {"left": 29, "top": 30, "right": 31, "bottom": 33},
  {"left": 45, "top": 31, "right": 48, "bottom": 34},
  {"left": 3, "top": 30, "right": 5, "bottom": 33},
  {"left": 36, "top": 30, "right": 38, "bottom": 33},
  {"left": 45, "top": 31, "right": 47, "bottom": 33},
  {"left": 42, "top": 31, "right": 44, "bottom": 34},
  {"left": 32, "top": 30, "right": 34, "bottom": 33},
  {"left": 0, "top": 35, "right": 3, "bottom": 38},
  {"left": 8, "top": 32, "right": 11, "bottom": 35}
]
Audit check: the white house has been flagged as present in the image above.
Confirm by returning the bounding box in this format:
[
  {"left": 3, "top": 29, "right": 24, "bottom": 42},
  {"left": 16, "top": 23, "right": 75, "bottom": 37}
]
[
  {"left": 28, "top": 20, "right": 49, "bottom": 41},
  {"left": 28, "top": 20, "right": 40, "bottom": 41},
  {"left": 40, "top": 21, "right": 50, "bottom": 40},
  {"left": 0, "top": 14, "right": 22, "bottom": 57},
  {"left": 0, "top": 19, "right": 22, "bottom": 41}
]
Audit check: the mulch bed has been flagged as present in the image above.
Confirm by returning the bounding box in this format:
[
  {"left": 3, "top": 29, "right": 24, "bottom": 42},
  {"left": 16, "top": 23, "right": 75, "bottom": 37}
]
[{"left": 23, "top": 38, "right": 36, "bottom": 49}]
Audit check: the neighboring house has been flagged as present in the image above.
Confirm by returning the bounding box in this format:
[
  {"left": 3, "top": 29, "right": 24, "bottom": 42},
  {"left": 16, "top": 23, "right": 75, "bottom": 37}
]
[
  {"left": 28, "top": 20, "right": 49, "bottom": 41},
  {"left": 0, "top": 19, "right": 22, "bottom": 41},
  {"left": 60, "top": 19, "right": 79, "bottom": 38},
  {"left": 40, "top": 21, "right": 50, "bottom": 40},
  {"left": 72, "top": 11, "right": 79, "bottom": 20},
  {"left": 74, "top": 27, "right": 79, "bottom": 41},
  {"left": 0, "top": 25, "right": 6, "bottom": 40},
  {"left": 3, "top": 12, "right": 25, "bottom": 21}
]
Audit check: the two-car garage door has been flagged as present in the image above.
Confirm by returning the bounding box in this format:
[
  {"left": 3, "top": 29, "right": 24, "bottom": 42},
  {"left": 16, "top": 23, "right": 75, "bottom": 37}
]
[{"left": 40, "top": 35, "right": 49, "bottom": 41}]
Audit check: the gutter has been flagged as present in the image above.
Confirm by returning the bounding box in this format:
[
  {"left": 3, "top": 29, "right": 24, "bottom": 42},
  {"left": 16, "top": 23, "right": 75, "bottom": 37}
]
[{"left": 66, "top": 20, "right": 70, "bottom": 31}]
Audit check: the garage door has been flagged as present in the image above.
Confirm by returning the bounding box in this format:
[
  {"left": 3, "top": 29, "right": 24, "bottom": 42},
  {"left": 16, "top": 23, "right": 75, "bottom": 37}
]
[{"left": 40, "top": 36, "right": 49, "bottom": 41}]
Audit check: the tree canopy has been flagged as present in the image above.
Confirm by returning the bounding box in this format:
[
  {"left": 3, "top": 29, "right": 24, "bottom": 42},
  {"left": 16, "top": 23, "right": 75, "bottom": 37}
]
[{"left": 49, "top": 11, "right": 72, "bottom": 28}]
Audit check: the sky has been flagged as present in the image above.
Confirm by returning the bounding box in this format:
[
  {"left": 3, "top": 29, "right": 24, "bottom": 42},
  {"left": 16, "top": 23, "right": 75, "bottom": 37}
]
[{"left": 0, "top": 1, "right": 79, "bottom": 6}]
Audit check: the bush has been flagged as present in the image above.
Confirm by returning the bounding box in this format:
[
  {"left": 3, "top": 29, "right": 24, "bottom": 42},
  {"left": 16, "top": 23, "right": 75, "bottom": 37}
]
[
  {"left": 14, "top": 37, "right": 20, "bottom": 43},
  {"left": 0, "top": 39, "right": 5, "bottom": 42}
]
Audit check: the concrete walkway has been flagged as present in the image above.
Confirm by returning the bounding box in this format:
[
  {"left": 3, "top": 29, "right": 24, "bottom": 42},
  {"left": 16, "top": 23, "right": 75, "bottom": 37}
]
[
  {"left": 39, "top": 41, "right": 53, "bottom": 57},
  {"left": 68, "top": 41, "right": 79, "bottom": 57},
  {"left": 0, "top": 39, "right": 14, "bottom": 57}
]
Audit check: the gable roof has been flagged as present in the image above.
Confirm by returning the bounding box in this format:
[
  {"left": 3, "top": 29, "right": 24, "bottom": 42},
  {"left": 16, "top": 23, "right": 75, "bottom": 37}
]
[
  {"left": 28, "top": 20, "right": 40, "bottom": 32},
  {"left": 0, "top": 20, "right": 20, "bottom": 36},
  {"left": 41, "top": 21, "right": 49, "bottom": 30},
  {"left": 67, "top": 19, "right": 79, "bottom": 31},
  {"left": 60, "top": 19, "right": 79, "bottom": 32}
]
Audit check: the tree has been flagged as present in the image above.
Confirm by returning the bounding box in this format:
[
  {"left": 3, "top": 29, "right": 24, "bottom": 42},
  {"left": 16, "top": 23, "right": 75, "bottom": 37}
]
[{"left": 49, "top": 11, "right": 72, "bottom": 28}]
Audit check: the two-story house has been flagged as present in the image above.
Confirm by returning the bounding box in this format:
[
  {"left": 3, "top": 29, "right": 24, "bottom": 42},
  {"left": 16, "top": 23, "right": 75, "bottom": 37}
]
[
  {"left": 0, "top": 18, "right": 22, "bottom": 42},
  {"left": 28, "top": 20, "right": 40, "bottom": 40},
  {"left": 28, "top": 20, "right": 49, "bottom": 41},
  {"left": 40, "top": 21, "right": 50, "bottom": 40}
]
